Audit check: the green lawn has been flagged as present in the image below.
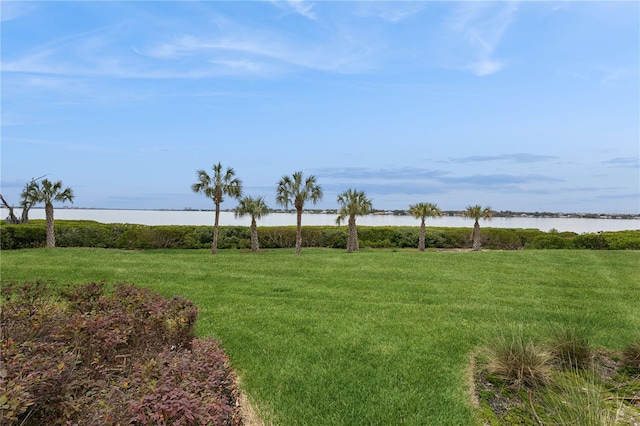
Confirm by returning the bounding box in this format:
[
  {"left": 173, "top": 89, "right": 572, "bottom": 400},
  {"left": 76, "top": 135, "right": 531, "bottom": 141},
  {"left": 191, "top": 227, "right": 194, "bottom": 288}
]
[{"left": 1, "top": 248, "right": 639, "bottom": 425}]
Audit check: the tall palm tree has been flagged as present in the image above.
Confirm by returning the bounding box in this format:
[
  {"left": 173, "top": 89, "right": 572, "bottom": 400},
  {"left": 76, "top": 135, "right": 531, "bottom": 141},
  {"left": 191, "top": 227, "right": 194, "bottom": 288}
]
[
  {"left": 31, "top": 179, "right": 74, "bottom": 247},
  {"left": 192, "top": 163, "right": 243, "bottom": 254},
  {"left": 276, "top": 171, "right": 323, "bottom": 254},
  {"left": 235, "top": 196, "right": 269, "bottom": 252},
  {"left": 464, "top": 205, "right": 492, "bottom": 251},
  {"left": 336, "top": 189, "right": 372, "bottom": 253},
  {"left": 409, "top": 202, "right": 442, "bottom": 251}
]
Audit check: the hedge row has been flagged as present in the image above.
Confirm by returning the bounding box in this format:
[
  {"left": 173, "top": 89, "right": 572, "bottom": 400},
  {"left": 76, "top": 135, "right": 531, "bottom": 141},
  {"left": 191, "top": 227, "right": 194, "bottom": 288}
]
[
  {"left": 1, "top": 220, "right": 638, "bottom": 250},
  {"left": 529, "top": 231, "right": 640, "bottom": 250}
]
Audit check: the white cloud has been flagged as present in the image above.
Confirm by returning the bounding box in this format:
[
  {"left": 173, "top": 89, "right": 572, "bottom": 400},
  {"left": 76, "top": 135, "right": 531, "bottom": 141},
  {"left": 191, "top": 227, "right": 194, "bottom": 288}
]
[
  {"left": 268, "top": 0, "right": 316, "bottom": 20},
  {"left": 446, "top": 1, "right": 519, "bottom": 76},
  {"left": 355, "top": 2, "right": 426, "bottom": 23},
  {"left": 469, "top": 58, "right": 504, "bottom": 77},
  {"left": 286, "top": 0, "right": 316, "bottom": 20}
]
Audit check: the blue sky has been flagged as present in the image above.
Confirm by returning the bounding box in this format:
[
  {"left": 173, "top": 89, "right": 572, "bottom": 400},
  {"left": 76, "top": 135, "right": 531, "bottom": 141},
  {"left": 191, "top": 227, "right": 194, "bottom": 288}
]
[{"left": 1, "top": 1, "right": 638, "bottom": 213}]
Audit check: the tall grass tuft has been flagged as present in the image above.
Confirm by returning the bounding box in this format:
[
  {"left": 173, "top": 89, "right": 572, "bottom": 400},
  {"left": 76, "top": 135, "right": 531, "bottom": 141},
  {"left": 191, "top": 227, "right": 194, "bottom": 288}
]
[
  {"left": 622, "top": 339, "right": 640, "bottom": 370},
  {"left": 482, "top": 327, "right": 552, "bottom": 389},
  {"left": 548, "top": 325, "right": 593, "bottom": 370},
  {"left": 544, "top": 369, "right": 620, "bottom": 426}
]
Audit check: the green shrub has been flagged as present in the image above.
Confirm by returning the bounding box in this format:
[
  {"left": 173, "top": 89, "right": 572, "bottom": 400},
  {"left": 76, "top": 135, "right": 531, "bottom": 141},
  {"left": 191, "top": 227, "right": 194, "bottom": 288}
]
[
  {"left": 424, "top": 230, "right": 446, "bottom": 248},
  {"left": 573, "top": 233, "right": 609, "bottom": 250},
  {"left": 0, "top": 223, "right": 46, "bottom": 249},
  {"left": 483, "top": 229, "right": 523, "bottom": 250},
  {"left": 218, "top": 226, "right": 250, "bottom": 249},
  {"left": 439, "top": 228, "right": 471, "bottom": 249},
  {"left": 323, "top": 228, "right": 348, "bottom": 249},
  {"left": 514, "top": 228, "right": 547, "bottom": 246},
  {"left": 258, "top": 226, "right": 297, "bottom": 248},
  {"left": 531, "top": 235, "right": 575, "bottom": 249},
  {"left": 602, "top": 231, "right": 640, "bottom": 250}
]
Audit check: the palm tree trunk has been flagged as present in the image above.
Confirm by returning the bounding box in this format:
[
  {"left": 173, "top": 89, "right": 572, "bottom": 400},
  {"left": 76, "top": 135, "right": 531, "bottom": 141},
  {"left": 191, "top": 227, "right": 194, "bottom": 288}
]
[
  {"left": 419, "top": 220, "right": 426, "bottom": 251},
  {"left": 295, "top": 207, "right": 302, "bottom": 254},
  {"left": 250, "top": 218, "right": 259, "bottom": 252},
  {"left": 20, "top": 207, "right": 30, "bottom": 224},
  {"left": 472, "top": 220, "right": 482, "bottom": 251},
  {"left": 212, "top": 202, "right": 220, "bottom": 254},
  {"left": 346, "top": 215, "right": 359, "bottom": 253},
  {"left": 45, "top": 202, "right": 55, "bottom": 248},
  {"left": 0, "top": 195, "right": 18, "bottom": 224}
]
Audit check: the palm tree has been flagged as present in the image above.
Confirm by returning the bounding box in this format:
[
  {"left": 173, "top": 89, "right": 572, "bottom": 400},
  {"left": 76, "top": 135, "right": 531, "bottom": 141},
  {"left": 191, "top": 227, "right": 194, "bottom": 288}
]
[
  {"left": 336, "top": 189, "right": 372, "bottom": 253},
  {"left": 235, "top": 196, "right": 269, "bottom": 252},
  {"left": 0, "top": 176, "right": 43, "bottom": 224},
  {"left": 19, "top": 178, "right": 41, "bottom": 223},
  {"left": 464, "top": 205, "right": 492, "bottom": 251},
  {"left": 276, "top": 171, "right": 323, "bottom": 254},
  {"left": 31, "top": 179, "right": 74, "bottom": 247},
  {"left": 409, "top": 202, "right": 442, "bottom": 251},
  {"left": 192, "top": 163, "right": 243, "bottom": 254}
]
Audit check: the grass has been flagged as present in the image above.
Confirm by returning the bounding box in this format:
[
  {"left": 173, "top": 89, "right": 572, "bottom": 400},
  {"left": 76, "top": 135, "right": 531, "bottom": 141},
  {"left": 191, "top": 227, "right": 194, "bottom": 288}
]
[
  {"left": 1, "top": 248, "right": 639, "bottom": 425},
  {"left": 481, "top": 326, "right": 552, "bottom": 389}
]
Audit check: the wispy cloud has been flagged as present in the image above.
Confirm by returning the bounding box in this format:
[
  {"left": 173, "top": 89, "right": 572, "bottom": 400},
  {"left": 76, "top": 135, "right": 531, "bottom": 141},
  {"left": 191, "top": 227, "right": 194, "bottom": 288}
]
[
  {"left": 1, "top": 2, "right": 36, "bottom": 22},
  {"left": 354, "top": 2, "right": 427, "bottom": 23},
  {"left": 603, "top": 157, "right": 640, "bottom": 168},
  {"left": 450, "top": 153, "right": 559, "bottom": 164},
  {"left": 596, "top": 192, "right": 640, "bottom": 200},
  {"left": 440, "top": 173, "right": 562, "bottom": 187},
  {"left": 311, "top": 166, "right": 562, "bottom": 195},
  {"left": 600, "top": 66, "right": 635, "bottom": 85},
  {"left": 285, "top": 0, "right": 316, "bottom": 20},
  {"left": 312, "top": 167, "right": 447, "bottom": 180},
  {"left": 268, "top": 0, "right": 317, "bottom": 20},
  {"left": 446, "top": 2, "right": 519, "bottom": 76}
]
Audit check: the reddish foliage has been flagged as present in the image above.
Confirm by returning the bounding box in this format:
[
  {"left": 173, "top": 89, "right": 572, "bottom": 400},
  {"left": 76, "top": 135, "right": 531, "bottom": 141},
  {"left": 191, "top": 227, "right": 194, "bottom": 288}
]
[{"left": 0, "top": 281, "right": 241, "bottom": 426}]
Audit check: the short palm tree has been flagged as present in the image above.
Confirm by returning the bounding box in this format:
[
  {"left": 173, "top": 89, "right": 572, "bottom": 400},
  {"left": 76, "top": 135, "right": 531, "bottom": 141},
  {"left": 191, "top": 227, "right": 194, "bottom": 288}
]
[
  {"left": 30, "top": 179, "right": 74, "bottom": 248},
  {"left": 19, "top": 178, "right": 41, "bottom": 224},
  {"left": 464, "top": 204, "right": 492, "bottom": 251},
  {"left": 235, "top": 196, "right": 269, "bottom": 252},
  {"left": 409, "top": 202, "right": 442, "bottom": 251},
  {"left": 336, "top": 189, "right": 372, "bottom": 253},
  {"left": 192, "top": 163, "right": 243, "bottom": 254},
  {"left": 276, "top": 171, "right": 323, "bottom": 254}
]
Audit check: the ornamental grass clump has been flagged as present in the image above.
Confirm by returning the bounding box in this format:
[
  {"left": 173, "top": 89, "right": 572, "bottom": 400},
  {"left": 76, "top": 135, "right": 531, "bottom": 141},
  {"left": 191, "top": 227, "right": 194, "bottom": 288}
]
[
  {"left": 548, "top": 325, "right": 593, "bottom": 370},
  {"left": 622, "top": 340, "right": 640, "bottom": 371},
  {"left": 543, "top": 369, "right": 620, "bottom": 426},
  {"left": 482, "top": 329, "right": 552, "bottom": 389}
]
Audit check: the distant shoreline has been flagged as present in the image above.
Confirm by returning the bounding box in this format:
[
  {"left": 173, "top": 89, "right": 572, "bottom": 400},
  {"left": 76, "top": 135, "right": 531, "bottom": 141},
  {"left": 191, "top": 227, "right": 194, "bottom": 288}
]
[{"left": 48, "top": 206, "right": 639, "bottom": 220}]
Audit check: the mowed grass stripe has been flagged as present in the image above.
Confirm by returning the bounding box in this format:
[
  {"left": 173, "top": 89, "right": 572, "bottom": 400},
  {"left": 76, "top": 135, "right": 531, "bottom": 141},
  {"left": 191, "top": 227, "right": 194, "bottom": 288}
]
[{"left": 1, "top": 248, "right": 638, "bottom": 425}]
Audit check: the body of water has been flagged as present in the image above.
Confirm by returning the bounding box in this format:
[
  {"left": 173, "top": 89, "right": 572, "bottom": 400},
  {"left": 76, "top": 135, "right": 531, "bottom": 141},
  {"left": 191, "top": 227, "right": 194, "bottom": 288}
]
[{"left": 3, "top": 208, "right": 638, "bottom": 234}]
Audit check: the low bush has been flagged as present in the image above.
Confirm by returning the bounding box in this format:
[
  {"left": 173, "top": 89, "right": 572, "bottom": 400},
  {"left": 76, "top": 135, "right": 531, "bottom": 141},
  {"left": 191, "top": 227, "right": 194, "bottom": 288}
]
[
  {"left": 573, "top": 233, "right": 609, "bottom": 250},
  {"left": 0, "top": 281, "right": 240, "bottom": 426},
  {"left": 602, "top": 231, "right": 640, "bottom": 250},
  {"left": 530, "top": 235, "right": 575, "bottom": 249}
]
